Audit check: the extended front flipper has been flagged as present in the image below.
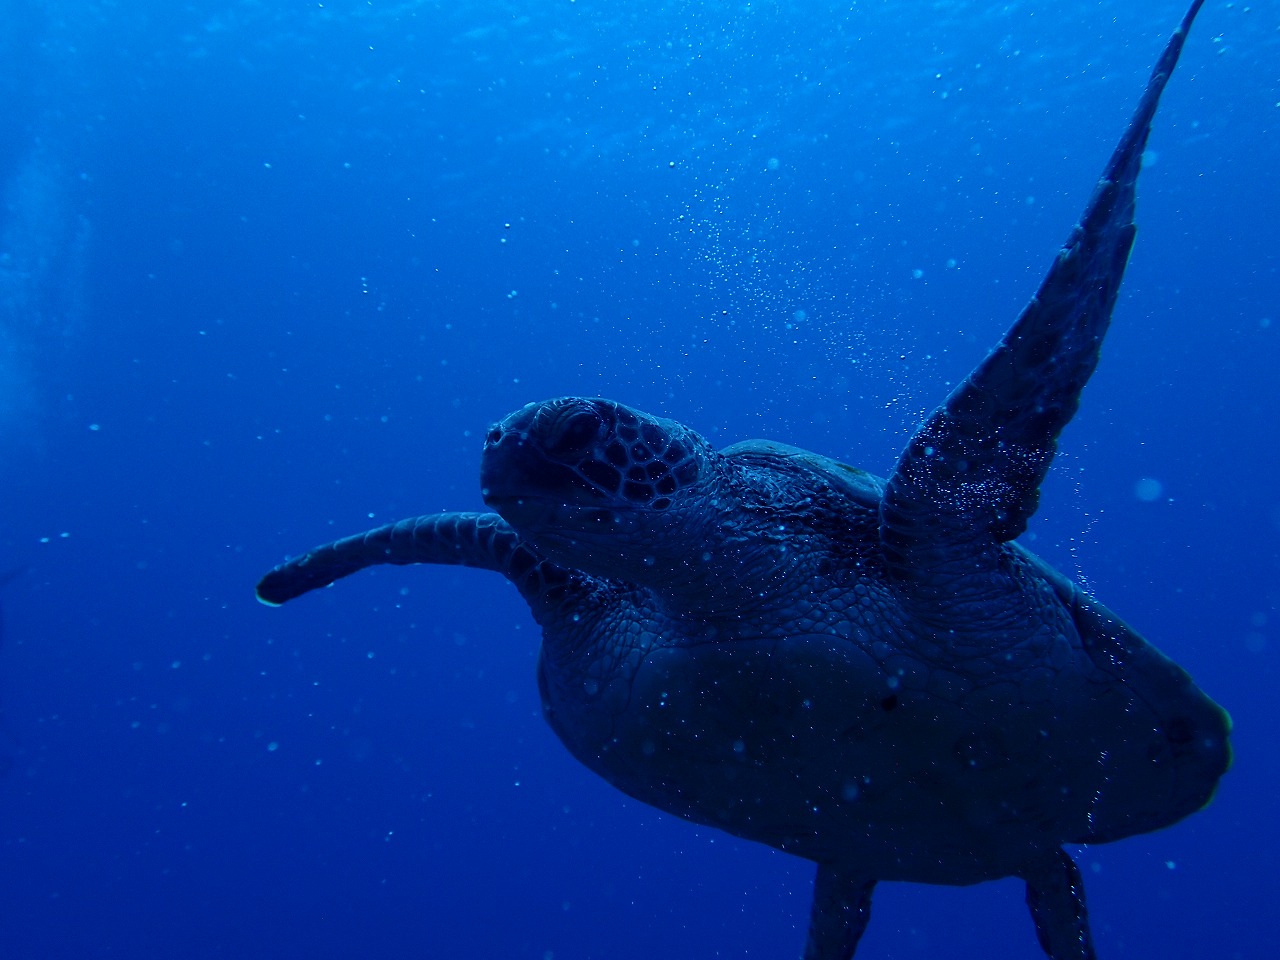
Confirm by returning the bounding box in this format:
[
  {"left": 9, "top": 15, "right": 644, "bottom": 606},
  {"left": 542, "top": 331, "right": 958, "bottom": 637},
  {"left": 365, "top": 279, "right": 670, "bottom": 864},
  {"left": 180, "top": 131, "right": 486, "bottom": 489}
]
[
  {"left": 1022, "top": 848, "right": 1096, "bottom": 960},
  {"left": 880, "top": 0, "right": 1204, "bottom": 595},
  {"left": 256, "top": 511, "right": 577, "bottom": 614},
  {"left": 804, "top": 866, "right": 875, "bottom": 960}
]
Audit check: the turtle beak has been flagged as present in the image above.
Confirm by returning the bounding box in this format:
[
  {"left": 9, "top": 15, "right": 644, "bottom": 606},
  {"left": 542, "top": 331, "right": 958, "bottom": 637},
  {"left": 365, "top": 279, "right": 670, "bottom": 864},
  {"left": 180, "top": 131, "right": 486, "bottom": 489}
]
[
  {"left": 481, "top": 416, "right": 533, "bottom": 509},
  {"left": 481, "top": 411, "right": 599, "bottom": 524}
]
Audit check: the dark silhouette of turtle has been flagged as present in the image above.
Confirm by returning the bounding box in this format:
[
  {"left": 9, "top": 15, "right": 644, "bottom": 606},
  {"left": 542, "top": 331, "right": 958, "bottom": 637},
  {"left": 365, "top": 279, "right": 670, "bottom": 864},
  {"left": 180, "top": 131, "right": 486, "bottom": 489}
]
[
  {"left": 257, "top": 3, "right": 1229, "bottom": 956},
  {"left": 0, "top": 565, "right": 25, "bottom": 650}
]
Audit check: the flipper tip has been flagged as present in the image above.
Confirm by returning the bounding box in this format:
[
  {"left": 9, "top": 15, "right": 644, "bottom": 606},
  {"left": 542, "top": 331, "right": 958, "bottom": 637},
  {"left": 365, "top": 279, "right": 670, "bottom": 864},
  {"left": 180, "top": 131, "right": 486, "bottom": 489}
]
[{"left": 255, "top": 572, "right": 289, "bottom": 606}]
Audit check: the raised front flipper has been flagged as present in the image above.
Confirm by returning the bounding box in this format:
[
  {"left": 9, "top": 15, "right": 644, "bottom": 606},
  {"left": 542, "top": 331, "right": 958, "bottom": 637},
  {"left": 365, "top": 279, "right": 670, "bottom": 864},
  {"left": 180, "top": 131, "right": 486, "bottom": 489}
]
[
  {"left": 881, "top": 0, "right": 1204, "bottom": 594},
  {"left": 1022, "top": 848, "right": 1096, "bottom": 960},
  {"left": 256, "top": 511, "right": 573, "bottom": 611},
  {"left": 803, "top": 866, "right": 875, "bottom": 960}
]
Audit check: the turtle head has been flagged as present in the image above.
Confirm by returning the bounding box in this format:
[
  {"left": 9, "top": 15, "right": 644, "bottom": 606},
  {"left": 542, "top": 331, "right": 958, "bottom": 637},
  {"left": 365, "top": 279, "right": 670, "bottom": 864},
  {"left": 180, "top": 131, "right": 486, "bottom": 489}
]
[{"left": 481, "top": 397, "right": 719, "bottom": 581}]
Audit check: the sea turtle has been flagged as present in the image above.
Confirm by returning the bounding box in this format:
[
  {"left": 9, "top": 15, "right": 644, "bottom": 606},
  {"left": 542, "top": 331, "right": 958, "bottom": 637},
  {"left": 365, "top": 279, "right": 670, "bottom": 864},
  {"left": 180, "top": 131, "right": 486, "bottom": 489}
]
[{"left": 256, "top": 2, "right": 1230, "bottom": 957}]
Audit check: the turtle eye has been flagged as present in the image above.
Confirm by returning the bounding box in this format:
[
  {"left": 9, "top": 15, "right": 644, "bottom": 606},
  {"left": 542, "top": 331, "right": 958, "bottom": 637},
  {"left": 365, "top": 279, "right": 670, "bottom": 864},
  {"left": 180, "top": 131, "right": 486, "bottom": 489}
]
[{"left": 544, "top": 406, "right": 606, "bottom": 461}]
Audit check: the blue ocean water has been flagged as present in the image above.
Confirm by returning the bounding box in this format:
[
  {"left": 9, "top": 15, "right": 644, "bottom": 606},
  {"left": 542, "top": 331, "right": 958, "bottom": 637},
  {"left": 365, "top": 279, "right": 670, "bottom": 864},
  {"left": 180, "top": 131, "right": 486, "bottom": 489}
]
[{"left": 1, "top": 1, "right": 1276, "bottom": 957}]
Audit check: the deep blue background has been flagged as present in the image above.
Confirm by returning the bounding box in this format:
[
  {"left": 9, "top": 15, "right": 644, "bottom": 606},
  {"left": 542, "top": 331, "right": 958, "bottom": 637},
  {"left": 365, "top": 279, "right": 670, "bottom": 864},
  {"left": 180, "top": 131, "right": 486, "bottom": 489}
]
[{"left": 1, "top": 1, "right": 1276, "bottom": 957}]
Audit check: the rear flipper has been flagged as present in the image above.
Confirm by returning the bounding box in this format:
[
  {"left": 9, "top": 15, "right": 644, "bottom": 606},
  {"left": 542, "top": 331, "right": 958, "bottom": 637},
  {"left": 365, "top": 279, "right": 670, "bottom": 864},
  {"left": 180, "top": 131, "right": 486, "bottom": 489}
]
[
  {"left": 1023, "top": 848, "right": 1096, "bottom": 960},
  {"left": 804, "top": 866, "right": 875, "bottom": 960}
]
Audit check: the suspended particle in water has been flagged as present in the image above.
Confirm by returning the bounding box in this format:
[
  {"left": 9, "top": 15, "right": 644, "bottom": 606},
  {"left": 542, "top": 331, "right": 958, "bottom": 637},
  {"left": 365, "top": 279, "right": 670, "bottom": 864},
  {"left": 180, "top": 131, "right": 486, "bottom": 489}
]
[{"left": 1134, "top": 478, "right": 1164, "bottom": 501}]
